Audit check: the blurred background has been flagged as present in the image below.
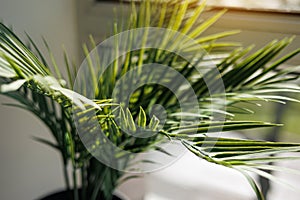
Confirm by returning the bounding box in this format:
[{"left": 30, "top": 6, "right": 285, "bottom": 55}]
[{"left": 0, "top": 0, "right": 300, "bottom": 200}]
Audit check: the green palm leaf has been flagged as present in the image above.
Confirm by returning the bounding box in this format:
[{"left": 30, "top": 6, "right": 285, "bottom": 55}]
[{"left": 0, "top": 1, "right": 300, "bottom": 200}]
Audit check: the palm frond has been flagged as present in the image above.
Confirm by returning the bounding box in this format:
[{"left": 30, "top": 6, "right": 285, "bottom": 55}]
[{"left": 0, "top": 1, "right": 300, "bottom": 200}]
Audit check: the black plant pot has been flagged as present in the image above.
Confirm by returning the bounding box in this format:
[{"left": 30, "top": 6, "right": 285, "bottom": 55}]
[{"left": 38, "top": 189, "right": 123, "bottom": 200}]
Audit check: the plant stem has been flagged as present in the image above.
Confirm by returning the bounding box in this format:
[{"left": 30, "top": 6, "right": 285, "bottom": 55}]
[
  {"left": 73, "top": 167, "right": 79, "bottom": 200},
  {"left": 63, "top": 160, "right": 70, "bottom": 190},
  {"left": 81, "top": 162, "right": 87, "bottom": 200},
  {"left": 91, "top": 167, "right": 108, "bottom": 200}
]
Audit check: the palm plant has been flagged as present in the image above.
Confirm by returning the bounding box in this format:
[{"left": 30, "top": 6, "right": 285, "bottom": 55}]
[{"left": 0, "top": 1, "right": 300, "bottom": 200}]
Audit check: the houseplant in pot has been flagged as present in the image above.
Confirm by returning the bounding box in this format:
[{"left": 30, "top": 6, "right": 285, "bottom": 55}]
[{"left": 0, "top": 0, "right": 300, "bottom": 200}]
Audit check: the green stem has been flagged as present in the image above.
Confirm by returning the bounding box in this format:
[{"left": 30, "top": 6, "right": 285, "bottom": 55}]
[
  {"left": 91, "top": 167, "right": 108, "bottom": 200},
  {"left": 81, "top": 163, "right": 87, "bottom": 200},
  {"left": 62, "top": 159, "right": 70, "bottom": 190},
  {"left": 73, "top": 167, "right": 79, "bottom": 200}
]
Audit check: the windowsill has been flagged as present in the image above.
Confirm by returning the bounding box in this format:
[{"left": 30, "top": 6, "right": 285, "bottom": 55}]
[
  {"left": 209, "top": 6, "right": 300, "bottom": 15},
  {"left": 95, "top": 0, "right": 300, "bottom": 14},
  {"left": 202, "top": 7, "right": 300, "bottom": 34}
]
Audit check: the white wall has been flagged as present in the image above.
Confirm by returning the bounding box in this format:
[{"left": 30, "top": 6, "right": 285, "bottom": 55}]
[{"left": 0, "top": 0, "right": 79, "bottom": 199}]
